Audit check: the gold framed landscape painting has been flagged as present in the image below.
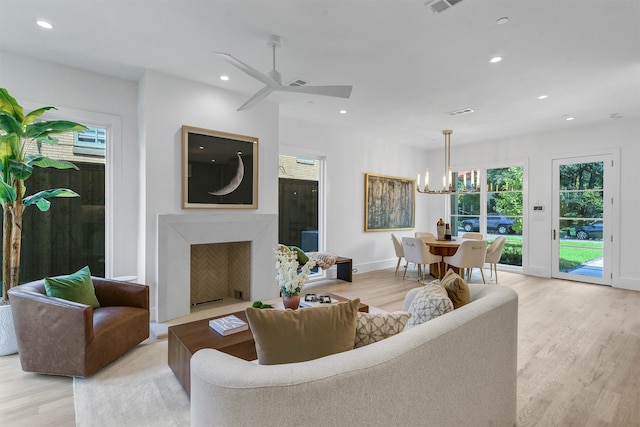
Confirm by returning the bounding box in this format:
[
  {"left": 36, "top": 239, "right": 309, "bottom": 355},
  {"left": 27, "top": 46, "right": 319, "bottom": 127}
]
[
  {"left": 364, "top": 173, "right": 415, "bottom": 231},
  {"left": 182, "top": 125, "right": 258, "bottom": 209}
]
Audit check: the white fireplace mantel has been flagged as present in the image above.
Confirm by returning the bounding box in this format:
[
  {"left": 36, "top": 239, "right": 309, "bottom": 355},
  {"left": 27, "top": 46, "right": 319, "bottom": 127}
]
[{"left": 157, "top": 213, "right": 278, "bottom": 322}]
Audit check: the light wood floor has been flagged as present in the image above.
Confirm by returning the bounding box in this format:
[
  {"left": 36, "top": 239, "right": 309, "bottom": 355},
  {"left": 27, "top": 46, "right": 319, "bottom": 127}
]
[{"left": 1, "top": 267, "right": 639, "bottom": 426}]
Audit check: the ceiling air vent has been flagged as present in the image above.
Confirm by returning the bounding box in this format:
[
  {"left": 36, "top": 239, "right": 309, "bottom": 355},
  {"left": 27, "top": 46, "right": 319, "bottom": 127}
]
[
  {"left": 287, "top": 79, "right": 307, "bottom": 87},
  {"left": 447, "top": 107, "right": 475, "bottom": 116},
  {"left": 426, "top": 0, "right": 465, "bottom": 14}
]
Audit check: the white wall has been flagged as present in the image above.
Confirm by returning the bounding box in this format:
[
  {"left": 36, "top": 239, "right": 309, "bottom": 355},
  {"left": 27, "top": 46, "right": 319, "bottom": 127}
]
[
  {"left": 4, "top": 50, "right": 637, "bottom": 304},
  {"left": 0, "top": 51, "right": 140, "bottom": 278},
  {"left": 2, "top": 53, "right": 281, "bottom": 319},
  {"left": 279, "top": 118, "right": 438, "bottom": 274},
  {"left": 445, "top": 120, "right": 639, "bottom": 290},
  {"left": 280, "top": 114, "right": 639, "bottom": 291},
  {"left": 138, "top": 70, "right": 279, "bottom": 318}
]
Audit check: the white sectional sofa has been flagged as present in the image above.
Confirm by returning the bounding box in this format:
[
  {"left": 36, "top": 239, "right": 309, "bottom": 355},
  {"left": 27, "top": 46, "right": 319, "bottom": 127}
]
[{"left": 190, "top": 284, "right": 518, "bottom": 427}]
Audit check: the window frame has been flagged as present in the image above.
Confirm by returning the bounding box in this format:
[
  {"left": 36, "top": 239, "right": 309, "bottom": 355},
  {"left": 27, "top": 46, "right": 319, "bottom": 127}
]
[
  {"left": 279, "top": 144, "right": 327, "bottom": 282},
  {"left": 450, "top": 160, "right": 527, "bottom": 271},
  {"left": 28, "top": 102, "right": 120, "bottom": 277}
]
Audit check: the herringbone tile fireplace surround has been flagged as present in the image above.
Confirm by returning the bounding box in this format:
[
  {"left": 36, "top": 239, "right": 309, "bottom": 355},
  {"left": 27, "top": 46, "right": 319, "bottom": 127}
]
[{"left": 190, "top": 242, "right": 251, "bottom": 305}]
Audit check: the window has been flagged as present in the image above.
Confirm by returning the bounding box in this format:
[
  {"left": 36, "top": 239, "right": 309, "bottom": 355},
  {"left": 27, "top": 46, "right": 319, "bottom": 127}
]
[
  {"left": 278, "top": 155, "right": 320, "bottom": 251},
  {"left": 486, "top": 166, "right": 523, "bottom": 266},
  {"left": 16, "top": 126, "right": 107, "bottom": 282},
  {"left": 450, "top": 173, "right": 480, "bottom": 236},
  {"left": 450, "top": 166, "right": 524, "bottom": 267},
  {"left": 73, "top": 127, "right": 106, "bottom": 157}
]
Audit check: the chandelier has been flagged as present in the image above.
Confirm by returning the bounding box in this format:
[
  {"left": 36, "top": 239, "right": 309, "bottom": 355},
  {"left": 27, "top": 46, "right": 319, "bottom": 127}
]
[{"left": 416, "top": 129, "right": 479, "bottom": 194}]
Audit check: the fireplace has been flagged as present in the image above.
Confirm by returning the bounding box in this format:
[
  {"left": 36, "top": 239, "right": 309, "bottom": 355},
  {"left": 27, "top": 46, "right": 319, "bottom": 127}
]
[
  {"left": 190, "top": 242, "right": 251, "bottom": 305},
  {"left": 157, "top": 214, "right": 278, "bottom": 322}
]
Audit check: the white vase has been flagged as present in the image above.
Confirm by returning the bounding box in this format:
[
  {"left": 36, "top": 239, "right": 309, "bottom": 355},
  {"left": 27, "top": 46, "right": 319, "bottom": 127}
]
[{"left": 0, "top": 304, "right": 19, "bottom": 356}]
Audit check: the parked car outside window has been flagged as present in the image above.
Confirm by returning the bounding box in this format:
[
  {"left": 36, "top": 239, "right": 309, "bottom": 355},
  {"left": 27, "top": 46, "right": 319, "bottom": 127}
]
[
  {"left": 573, "top": 221, "right": 603, "bottom": 240},
  {"left": 460, "top": 213, "right": 513, "bottom": 234}
]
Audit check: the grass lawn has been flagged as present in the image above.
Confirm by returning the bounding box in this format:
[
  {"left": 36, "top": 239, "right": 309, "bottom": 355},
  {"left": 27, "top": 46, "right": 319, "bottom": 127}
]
[
  {"left": 559, "top": 240, "right": 603, "bottom": 270},
  {"left": 486, "top": 235, "right": 603, "bottom": 271}
]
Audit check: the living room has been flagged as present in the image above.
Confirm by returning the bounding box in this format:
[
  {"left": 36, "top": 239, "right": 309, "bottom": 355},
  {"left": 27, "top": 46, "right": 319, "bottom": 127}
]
[{"left": 1, "top": 0, "right": 639, "bottom": 425}]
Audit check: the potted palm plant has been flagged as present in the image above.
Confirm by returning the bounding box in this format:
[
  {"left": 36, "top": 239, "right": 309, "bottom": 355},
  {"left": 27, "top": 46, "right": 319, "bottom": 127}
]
[{"left": 0, "top": 88, "right": 86, "bottom": 355}]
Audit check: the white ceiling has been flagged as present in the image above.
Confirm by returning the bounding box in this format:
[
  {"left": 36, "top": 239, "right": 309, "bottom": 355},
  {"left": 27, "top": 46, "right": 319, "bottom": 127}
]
[{"left": 1, "top": 0, "right": 639, "bottom": 149}]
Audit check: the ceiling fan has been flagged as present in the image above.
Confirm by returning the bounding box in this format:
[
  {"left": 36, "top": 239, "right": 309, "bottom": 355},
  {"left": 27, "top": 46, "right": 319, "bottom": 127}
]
[{"left": 214, "top": 35, "right": 353, "bottom": 111}]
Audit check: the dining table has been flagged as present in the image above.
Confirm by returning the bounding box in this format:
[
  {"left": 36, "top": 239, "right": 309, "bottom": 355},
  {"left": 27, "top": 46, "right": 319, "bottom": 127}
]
[{"left": 418, "top": 236, "right": 473, "bottom": 279}]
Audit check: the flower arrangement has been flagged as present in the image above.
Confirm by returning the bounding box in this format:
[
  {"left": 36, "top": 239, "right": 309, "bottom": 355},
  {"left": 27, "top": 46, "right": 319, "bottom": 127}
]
[{"left": 275, "top": 245, "right": 317, "bottom": 297}]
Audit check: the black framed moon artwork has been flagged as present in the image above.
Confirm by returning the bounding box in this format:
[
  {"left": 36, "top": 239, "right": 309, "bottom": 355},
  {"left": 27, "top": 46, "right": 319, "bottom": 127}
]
[{"left": 182, "top": 125, "right": 258, "bottom": 209}]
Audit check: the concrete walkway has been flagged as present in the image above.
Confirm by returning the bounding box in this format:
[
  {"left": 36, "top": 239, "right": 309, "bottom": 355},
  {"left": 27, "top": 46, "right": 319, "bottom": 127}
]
[{"left": 568, "top": 257, "right": 603, "bottom": 277}]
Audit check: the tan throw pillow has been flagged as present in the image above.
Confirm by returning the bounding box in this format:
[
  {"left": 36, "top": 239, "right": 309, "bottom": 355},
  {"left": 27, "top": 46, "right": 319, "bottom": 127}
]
[
  {"left": 245, "top": 299, "right": 360, "bottom": 365},
  {"left": 404, "top": 282, "right": 453, "bottom": 329},
  {"left": 354, "top": 311, "right": 411, "bottom": 348},
  {"left": 440, "top": 268, "right": 471, "bottom": 309}
]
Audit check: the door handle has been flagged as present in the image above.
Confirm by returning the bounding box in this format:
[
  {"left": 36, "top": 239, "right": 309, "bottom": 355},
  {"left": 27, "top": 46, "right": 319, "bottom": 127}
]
[{"left": 553, "top": 229, "right": 556, "bottom": 240}]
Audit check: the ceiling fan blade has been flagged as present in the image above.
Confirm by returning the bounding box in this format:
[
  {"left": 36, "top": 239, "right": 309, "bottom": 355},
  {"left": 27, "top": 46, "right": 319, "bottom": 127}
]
[
  {"left": 279, "top": 85, "right": 353, "bottom": 99},
  {"left": 237, "top": 86, "right": 274, "bottom": 111},
  {"left": 213, "top": 52, "right": 280, "bottom": 87}
]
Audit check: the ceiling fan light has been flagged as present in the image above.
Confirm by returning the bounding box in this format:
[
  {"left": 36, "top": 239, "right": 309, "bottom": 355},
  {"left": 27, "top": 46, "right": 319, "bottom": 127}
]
[{"left": 215, "top": 37, "right": 353, "bottom": 111}]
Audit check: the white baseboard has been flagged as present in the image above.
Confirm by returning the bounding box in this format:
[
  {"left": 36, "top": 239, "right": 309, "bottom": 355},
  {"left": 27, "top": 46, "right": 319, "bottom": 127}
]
[{"left": 613, "top": 276, "right": 640, "bottom": 291}]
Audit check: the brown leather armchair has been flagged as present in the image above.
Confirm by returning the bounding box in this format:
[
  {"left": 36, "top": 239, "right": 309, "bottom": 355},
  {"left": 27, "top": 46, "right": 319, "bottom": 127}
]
[{"left": 8, "top": 277, "right": 150, "bottom": 377}]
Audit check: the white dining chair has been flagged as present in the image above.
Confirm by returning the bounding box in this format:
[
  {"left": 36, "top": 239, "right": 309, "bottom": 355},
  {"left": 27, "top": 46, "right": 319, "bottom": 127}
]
[
  {"left": 462, "top": 232, "right": 484, "bottom": 240},
  {"left": 391, "top": 233, "right": 407, "bottom": 275},
  {"left": 415, "top": 231, "right": 436, "bottom": 241},
  {"left": 401, "top": 237, "right": 443, "bottom": 281},
  {"left": 415, "top": 231, "right": 437, "bottom": 244},
  {"left": 443, "top": 239, "right": 488, "bottom": 283},
  {"left": 485, "top": 236, "right": 507, "bottom": 283}
]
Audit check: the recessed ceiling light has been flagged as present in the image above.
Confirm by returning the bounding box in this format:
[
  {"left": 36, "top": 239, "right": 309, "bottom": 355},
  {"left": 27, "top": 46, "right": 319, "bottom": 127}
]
[
  {"left": 565, "top": 117, "right": 575, "bottom": 121},
  {"left": 339, "top": 109, "right": 347, "bottom": 115},
  {"left": 489, "top": 56, "right": 503, "bottom": 63},
  {"left": 538, "top": 95, "right": 548, "bottom": 100},
  {"left": 36, "top": 20, "right": 53, "bottom": 29},
  {"left": 219, "top": 75, "right": 229, "bottom": 81},
  {"left": 496, "top": 17, "right": 509, "bottom": 25}
]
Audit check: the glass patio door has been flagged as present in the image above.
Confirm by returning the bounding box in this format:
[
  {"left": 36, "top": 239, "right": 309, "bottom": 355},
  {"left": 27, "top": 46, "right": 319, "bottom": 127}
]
[{"left": 552, "top": 155, "right": 612, "bottom": 285}]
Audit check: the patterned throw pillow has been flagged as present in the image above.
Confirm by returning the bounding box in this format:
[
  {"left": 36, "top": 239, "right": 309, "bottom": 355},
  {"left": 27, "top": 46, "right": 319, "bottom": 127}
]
[
  {"left": 315, "top": 252, "right": 338, "bottom": 269},
  {"left": 404, "top": 281, "right": 453, "bottom": 330},
  {"left": 354, "top": 311, "right": 412, "bottom": 348},
  {"left": 440, "top": 268, "right": 471, "bottom": 309}
]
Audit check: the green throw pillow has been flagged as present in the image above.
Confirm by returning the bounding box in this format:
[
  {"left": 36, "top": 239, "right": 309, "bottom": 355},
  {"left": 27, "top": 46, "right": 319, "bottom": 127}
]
[
  {"left": 288, "top": 246, "right": 309, "bottom": 265},
  {"left": 44, "top": 266, "right": 100, "bottom": 308}
]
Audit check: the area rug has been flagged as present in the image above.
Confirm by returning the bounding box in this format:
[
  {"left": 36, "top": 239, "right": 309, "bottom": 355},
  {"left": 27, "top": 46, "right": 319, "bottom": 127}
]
[{"left": 74, "top": 340, "right": 190, "bottom": 427}]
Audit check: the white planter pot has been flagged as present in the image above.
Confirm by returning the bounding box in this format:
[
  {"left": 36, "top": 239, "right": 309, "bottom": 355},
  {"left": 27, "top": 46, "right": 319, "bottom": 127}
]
[{"left": 0, "top": 304, "right": 19, "bottom": 356}]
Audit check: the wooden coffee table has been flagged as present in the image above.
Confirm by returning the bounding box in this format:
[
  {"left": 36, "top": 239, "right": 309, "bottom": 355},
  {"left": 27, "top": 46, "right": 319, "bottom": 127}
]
[
  {"left": 168, "top": 293, "right": 367, "bottom": 397},
  {"left": 168, "top": 310, "right": 255, "bottom": 397}
]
